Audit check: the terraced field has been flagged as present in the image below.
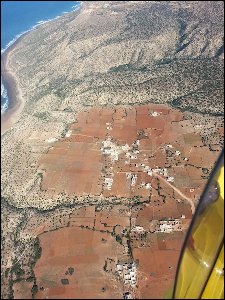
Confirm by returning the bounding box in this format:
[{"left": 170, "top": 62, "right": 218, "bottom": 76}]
[{"left": 38, "top": 104, "right": 216, "bottom": 208}]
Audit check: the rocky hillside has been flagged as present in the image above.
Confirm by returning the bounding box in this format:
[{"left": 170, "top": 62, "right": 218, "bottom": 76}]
[
  {"left": 8, "top": 1, "right": 224, "bottom": 117},
  {"left": 1, "top": 1, "right": 224, "bottom": 209}
]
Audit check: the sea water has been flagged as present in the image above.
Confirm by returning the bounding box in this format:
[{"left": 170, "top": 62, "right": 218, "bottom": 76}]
[{"left": 1, "top": 1, "right": 80, "bottom": 113}]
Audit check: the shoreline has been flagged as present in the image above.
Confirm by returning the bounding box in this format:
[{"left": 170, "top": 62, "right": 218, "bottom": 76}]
[
  {"left": 1, "top": 3, "right": 81, "bottom": 135},
  {"left": 1, "top": 33, "right": 28, "bottom": 135}
]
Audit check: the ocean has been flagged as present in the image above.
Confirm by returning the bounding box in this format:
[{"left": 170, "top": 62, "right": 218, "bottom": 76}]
[{"left": 1, "top": 1, "right": 80, "bottom": 113}]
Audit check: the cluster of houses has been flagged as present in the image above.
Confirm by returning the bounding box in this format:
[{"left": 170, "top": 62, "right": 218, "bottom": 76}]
[
  {"left": 101, "top": 135, "right": 180, "bottom": 193},
  {"left": 155, "top": 219, "right": 183, "bottom": 233},
  {"left": 116, "top": 261, "right": 138, "bottom": 289}
]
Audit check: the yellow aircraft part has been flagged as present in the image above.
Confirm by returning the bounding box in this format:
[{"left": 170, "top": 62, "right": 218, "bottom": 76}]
[
  {"left": 173, "top": 154, "right": 224, "bottom": 299},
  {"left": 201, "top": 245, "right": 224, "bottom": 299},
  {"left": 218, "top": 166, "right": 224, "bottom": 201}
]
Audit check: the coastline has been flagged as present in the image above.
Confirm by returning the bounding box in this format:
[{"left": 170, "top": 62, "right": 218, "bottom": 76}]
[
  {"left": 1, "top": 33, "right": 28, "bottom": 135},
  {"left": 1, "top": 3, "right": 81, "bottom": 136}
]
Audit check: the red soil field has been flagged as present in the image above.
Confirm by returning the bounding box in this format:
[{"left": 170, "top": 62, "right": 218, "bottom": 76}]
[
  {"left": 33, "top": 104, "right": 223, "bottom": 299},
  {"left": 38, "top": 104, "right": 217, "bottom": 206},
  {"left": 34, "top": 227, "right": 124, "bottom": 299},
  {"left": 133, "top": 246, "right": 183, "bottom": 299},
  {"left": 13, "top": 281, "right": 33, "bottom": 299}
]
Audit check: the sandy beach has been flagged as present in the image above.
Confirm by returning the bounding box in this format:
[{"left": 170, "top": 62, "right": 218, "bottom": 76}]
[
  {"left": 1, "top": 6, "right": 83, "bottom": 136},
  {"left": 1, "top": 34, "right": 27, "bottom": 135}
]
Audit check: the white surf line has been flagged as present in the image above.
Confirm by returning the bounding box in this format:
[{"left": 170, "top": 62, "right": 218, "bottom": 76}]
[
  {"left": 1, "top": 3, "right": 81, "bottom": 54},
  {"left": 152, "top": 171, "right": 195, "bottom": 215}
]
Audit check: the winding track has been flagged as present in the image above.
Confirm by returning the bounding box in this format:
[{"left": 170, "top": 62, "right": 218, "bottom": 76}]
[{"left": 152, "top": 170, "right": 195, "bottom": 215}]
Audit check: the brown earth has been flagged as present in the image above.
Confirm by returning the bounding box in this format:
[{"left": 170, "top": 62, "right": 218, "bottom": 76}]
[
  {"left": 34, "top": 227, "right": 124, "bottom": 299},
  {"left": 38, "top": 104, "right": 219, "bottom": 207},
  {"left": 11, "top": 104, "right": 221, "bottom": 299}
]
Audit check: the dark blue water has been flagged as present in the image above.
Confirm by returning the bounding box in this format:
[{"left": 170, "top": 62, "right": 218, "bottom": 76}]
[{"left": 1, "top": 1, "right": 80, "bottom": 113}]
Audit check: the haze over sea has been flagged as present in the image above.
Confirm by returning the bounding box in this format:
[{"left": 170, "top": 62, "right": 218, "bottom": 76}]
[{"left": 1, "top": 1, "right": 80, "bottom": 113}]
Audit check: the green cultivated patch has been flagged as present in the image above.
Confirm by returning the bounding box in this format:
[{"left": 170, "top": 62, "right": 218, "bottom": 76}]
[{"left": 61, "top": 278, "right": 69, "bottom": 285}]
